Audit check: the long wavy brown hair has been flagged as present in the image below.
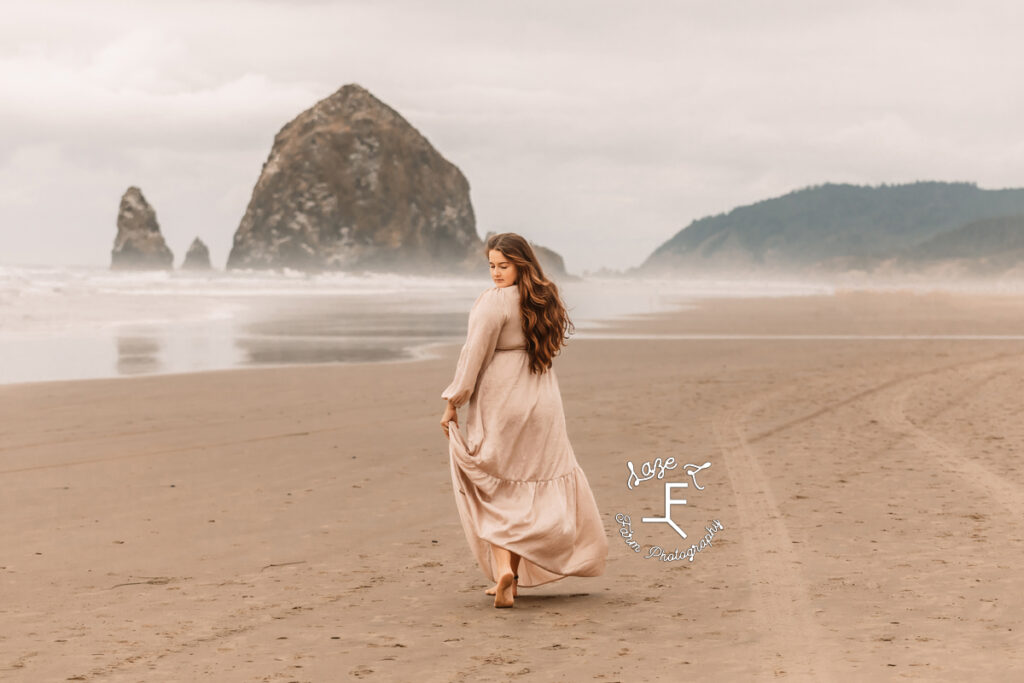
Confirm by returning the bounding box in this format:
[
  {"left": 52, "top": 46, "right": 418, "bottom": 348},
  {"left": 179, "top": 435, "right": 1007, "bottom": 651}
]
[{"left": 486, "top": 233, "right": 574, "bottom": 374}]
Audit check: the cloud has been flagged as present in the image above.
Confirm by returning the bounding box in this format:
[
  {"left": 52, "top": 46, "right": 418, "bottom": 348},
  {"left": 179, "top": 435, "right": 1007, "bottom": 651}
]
[{"left": 0, "top": 32, "right": 324, "bottom": 156}]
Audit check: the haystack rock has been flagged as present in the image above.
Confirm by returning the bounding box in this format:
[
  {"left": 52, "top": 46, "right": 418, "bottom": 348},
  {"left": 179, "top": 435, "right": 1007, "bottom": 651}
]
[
  {"left": 110, "top": 187, "right": 174, "bottom": 270},
  {"left": 181, "top": 237, "right": 212, "bottom": 270},
  {"left": 226, "top": 83, "right": 482, "bottom": 274}
]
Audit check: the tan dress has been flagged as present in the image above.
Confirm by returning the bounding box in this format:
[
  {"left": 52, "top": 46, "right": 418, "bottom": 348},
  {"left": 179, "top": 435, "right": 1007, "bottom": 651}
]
[{"left": 441, "top": 284, "right": 608, "bottom": 587}]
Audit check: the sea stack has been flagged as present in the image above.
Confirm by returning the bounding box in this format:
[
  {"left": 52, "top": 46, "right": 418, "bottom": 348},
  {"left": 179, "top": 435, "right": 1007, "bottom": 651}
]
[
  {"left": 111, "top": 187, "right": 174, "bottom": 270},
  {"left": 227, "top": 83, "right": 482, "bottom": 274},
  {"left": 483, "top": 231, "right": 578, "bottom": 281},
  {"left": 181, "top": 237, "right": 212, "bottom": 270}
]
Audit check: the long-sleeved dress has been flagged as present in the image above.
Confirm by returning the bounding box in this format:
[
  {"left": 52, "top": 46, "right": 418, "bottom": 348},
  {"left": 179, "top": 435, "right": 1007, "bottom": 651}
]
[{"left": 441, "top": 284, "right": 608, "bottom": 587}]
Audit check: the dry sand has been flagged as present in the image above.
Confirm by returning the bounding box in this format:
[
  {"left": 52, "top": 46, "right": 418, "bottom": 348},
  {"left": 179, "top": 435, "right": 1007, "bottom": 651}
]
[{"left": 1, "top": 288, "right": 1023, "bottom": 681}]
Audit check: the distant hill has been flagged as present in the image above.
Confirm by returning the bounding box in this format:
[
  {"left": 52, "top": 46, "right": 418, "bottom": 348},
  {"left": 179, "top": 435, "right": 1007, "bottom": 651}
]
[{"left": 635, "top": 181, "right": 1024, "bottom": 275}]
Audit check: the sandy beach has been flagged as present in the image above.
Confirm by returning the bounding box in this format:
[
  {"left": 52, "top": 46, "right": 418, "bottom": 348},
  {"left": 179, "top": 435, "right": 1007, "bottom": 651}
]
[{"left": 2, "top": 288, "right": 1023, "bottom": 681}]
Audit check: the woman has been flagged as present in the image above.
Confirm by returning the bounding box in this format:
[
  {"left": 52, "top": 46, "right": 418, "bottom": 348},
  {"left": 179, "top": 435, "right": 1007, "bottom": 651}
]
[{"left": 439, "top": 232, "right": 608, "bottom": 608}]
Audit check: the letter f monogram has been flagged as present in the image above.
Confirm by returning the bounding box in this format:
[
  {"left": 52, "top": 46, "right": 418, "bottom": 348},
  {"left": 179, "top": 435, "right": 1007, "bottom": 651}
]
[{"left": 641, "top": 482, "right": 688, "bottom": 539}]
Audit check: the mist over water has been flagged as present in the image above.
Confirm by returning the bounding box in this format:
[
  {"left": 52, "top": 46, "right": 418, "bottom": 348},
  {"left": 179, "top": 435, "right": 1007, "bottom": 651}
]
[{"left": 6, "top": 263, "right": 1023, "bottom": 385}]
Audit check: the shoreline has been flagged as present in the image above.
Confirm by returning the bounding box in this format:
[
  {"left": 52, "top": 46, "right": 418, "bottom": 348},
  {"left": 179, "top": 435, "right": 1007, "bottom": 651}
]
[{"left": 7, "top": 285, "right": 1024, "bottom": 390}]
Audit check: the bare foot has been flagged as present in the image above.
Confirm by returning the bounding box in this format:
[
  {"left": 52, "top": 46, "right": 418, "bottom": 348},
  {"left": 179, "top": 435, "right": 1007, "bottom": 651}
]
[
  {"left": 485, "top": 575, "right": 518, "bottom": 597},
  {"left": 493, "top": 571, "right": 515, "bottom": 608}
]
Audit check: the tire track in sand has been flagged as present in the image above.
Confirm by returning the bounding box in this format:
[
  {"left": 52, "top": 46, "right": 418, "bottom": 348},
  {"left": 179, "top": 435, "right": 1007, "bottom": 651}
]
[
  {"left": 742, "top": 351, "right": 1024, "bottom": 448},
  {"left": 713, "top": 388, "right": 842, "bottom": 681},
  {"left": 870, "top": 360, "right": 1024, "bottom": 520},
  {"left": 710, "top": 351, "right": 1024, "bottom": 680}
]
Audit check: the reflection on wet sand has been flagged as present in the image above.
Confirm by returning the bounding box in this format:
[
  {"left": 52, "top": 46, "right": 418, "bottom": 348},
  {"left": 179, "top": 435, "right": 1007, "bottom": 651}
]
[
  {"left": 233, "top": 335, "right": 431, "bottom": 365},
  {"left": 4, "top": 278, "right": 707, "bottom": 384},
  {"left": 230, "top": 296, "right": 468, "bottom": 366},
  {"left": 116, "top": 336, "right": 162, "bottom": 374}
]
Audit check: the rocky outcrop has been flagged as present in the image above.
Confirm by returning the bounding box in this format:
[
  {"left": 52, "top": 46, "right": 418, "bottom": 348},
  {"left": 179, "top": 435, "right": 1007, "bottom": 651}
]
[
  {"left": 483, "top": 231, "right": 577, "bottom": 281},
  {"left": 226, "top": 83, "right": 482, "bottom": 274},
  {"left": 181, "top": 237, "right": 212, "bottom": 270},
  {"left": 531, "top": 242, "right": 579, "bottom": 281},
  {"left": 110, "top": 187, "right": 174, "bottom": 270}
]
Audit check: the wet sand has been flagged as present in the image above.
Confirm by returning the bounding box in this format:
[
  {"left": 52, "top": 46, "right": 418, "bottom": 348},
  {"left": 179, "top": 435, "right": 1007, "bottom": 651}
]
[{"left": 1, "top": 288, "right": 1023, "bottom": 681}]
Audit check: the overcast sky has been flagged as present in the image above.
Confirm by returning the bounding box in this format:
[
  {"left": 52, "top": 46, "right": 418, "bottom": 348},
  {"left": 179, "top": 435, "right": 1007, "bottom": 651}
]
[{"left": 1, "top": 0, "right": 1022, "bottom": 273}]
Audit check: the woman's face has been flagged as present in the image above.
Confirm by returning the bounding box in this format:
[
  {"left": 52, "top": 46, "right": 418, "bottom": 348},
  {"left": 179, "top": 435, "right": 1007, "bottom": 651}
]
[{"left": 488, "top": 249, "right": 518, "bottom": 287}]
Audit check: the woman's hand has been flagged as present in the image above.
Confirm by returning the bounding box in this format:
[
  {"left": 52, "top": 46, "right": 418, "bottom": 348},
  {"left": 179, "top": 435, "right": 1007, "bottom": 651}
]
[{"left": 441, "top": 401, "right": 459, "bottom": 438}]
